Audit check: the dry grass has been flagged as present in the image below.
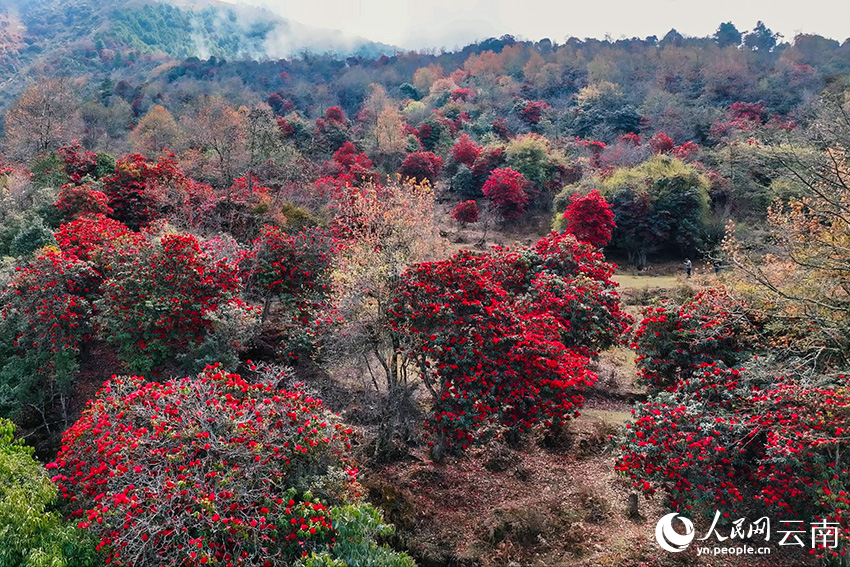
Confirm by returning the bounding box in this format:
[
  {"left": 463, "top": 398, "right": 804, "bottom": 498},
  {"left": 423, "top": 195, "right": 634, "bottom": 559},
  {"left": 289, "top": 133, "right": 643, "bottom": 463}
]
[{"left": 613, "top": 274, "right": 681, "bottom": 290}]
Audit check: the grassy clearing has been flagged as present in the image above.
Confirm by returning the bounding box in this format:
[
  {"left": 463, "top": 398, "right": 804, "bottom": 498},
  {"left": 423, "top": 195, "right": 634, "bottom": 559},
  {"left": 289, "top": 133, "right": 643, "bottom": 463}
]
[{"left": 612, "top": 274, "right": 680, "bottom": 290}]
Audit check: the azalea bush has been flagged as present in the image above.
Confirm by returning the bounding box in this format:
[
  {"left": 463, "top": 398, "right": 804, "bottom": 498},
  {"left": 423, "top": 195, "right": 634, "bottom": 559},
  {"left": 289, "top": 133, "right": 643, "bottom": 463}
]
[
  {"left": 631, "top": 287, "right": 763, "bottom": 393},
  {"left": 450, "top": 200, "right": 479, "bottom": 226},
  {"left": 618, "top": 363, "right": 850, "bottom": 560},
  {"left": 561, "top": 189, "right": 615, "bottom": 248},
  {"left": 390, "top": 232, "right": 630, "bottom": 456},
  {"left": 398, "top": 151, "right": 443, "bottom": 184},
  {"left": 55, "top": 182, "right": 113, "bottom": 221},
  {"left": 244, "top": 226, "right": 337, "bottom": 362},
  {"left": 450, "top": 134, "right": 481, "bottom": 168},
  {"left": 55, "top": 213, "right": 142, "bottom": 266},
  {"left": 101, "top": 154, "right": 161, "bottom": 230},
  {"left": 49, "top": 365, "right": 357, "bottom": 567},
  {"left": 482, "top": 167, "right": 529, "bottom": 221},
  {"left": 57, "top": 141, "right": 113, "bottom": 183},
  {"left": 102, "top": 153, "right": 195, "bottom": 231},
  {"left": 198, "top": 175, "right": 281, "bottom": 241},
  {"left": 0, "top": 249, "right": 100, "bottom": 427},
  {"left": 618, "top": 288, "right": 849, "bottom": 563},
  {"left": 96, "top": 233, "right": 259, "bottom": 374}
]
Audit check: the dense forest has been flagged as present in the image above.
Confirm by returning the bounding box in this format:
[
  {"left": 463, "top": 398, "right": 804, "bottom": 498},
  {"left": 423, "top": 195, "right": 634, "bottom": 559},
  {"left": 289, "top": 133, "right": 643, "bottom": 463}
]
[{"left": 0, "top": 2, "right": 848, "bottom": 566}]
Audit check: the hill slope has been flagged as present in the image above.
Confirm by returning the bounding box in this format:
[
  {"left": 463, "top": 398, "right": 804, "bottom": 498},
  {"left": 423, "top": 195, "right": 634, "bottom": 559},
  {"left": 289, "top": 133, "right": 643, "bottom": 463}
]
[{"left": 0, "top": 0, "right": 395, "bottom": 70}]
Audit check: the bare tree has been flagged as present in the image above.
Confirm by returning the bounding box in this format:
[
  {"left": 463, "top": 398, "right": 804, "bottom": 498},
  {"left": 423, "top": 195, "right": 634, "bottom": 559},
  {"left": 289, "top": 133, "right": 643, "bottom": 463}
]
[{"left": 4, "top": 77, "right": 83, "bottom": 161}]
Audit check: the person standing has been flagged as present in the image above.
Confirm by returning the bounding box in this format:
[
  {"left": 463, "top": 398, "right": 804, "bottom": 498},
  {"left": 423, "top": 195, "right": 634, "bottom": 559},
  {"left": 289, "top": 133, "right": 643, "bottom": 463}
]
[{"left": 684, "top": 258, "right": 692, "bottom": 278}]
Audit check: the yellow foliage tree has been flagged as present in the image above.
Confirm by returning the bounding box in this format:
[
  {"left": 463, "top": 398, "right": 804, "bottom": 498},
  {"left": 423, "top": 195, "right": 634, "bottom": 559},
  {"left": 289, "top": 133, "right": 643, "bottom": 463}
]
[
  {"left": 724, "top": 94, "right": 850, "bottom": 366},
  {"left": 130, "top": 105, "right": 181, "bottom": 156}
]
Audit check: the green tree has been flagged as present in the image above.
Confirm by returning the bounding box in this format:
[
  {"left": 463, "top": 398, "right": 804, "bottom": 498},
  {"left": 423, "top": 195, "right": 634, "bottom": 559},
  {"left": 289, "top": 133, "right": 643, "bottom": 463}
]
[
  {"left": 0, "top": 419, "right": 97, "bottom": 567},
  {"left": 743, "top": 21, "right": 781, "bottom": 52},
  {"left": 713, "top": 22, "right": 742, "bottom": 48},
  {"left": 556, "top": 156, "right": 710, "bottom": 266}
]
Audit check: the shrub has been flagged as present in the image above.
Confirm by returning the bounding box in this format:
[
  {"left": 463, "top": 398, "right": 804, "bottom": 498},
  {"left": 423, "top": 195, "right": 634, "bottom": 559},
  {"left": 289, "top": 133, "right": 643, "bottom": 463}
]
[
  {"left": 471, "top": 146, "right": 506, "bottom": 189},
  {"left": 390, "top": 232, "right": 630, "bottom": 456},
  {"left": 57, "top": 141, "right": 98, "bottom": 183},
  {"left": 244, "top": 226, "right": 337, "bottom": 362},
  {"left": 631, "top": 288, "right": 763, "bottom": 394},
  {"left": 301, "top": 504, "right": 416, "bottom": 567},
  {"left": 54, "top": 213, "right": 141, "bottom": 268},
  {"left": 451, "top": 200, "right": 479, "bottom": 225},
  {"left": 96, "top": 233, "right": 259, "bottom": 374},
  {"left": 55, "top": 182, "right": 113, "bottom": 221},
  {"left": 102, "top": 154, "right": 190, "bottom": 231},
  {"left": 648, "top": 131, "right": 675, "bottom": 154},
  {"left": 450, "top": 134, "right": 481, "bottom": 167},
  {"left": 517, "top": 100, "right": 549, "bottom": 125},
  {"left": 562, "top": 190, "right": 615, "bottom": 248},
  {"left": 482, "top": 168, "right": 529, "bottom": 221},
  {"left": 399, "top": 152, "right": 443, "bottom": 184},
  {"left": 618, "top": 288, "right": 849, "bottom": 562},
  {"left": 0, "top": 249, "right": 99, "bottom": 426},
  {"left": 50, "top": 365, "right": 355, "bottom": 567}
]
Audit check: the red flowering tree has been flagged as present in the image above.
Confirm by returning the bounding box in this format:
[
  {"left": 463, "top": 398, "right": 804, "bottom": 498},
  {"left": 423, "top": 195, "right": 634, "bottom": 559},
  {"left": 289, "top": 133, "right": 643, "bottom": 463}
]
[
  {"left": 55, "top": 183, "right": 113, "bottom": 222},
  {"left": 491, "top": 118, "right": 511, "bottom": 140},
  {"left": 316, "top": 108, "right": 351, "bottom": 152},
  {"left": 246, "top": 226, "right": 335, "bottom": 318},
  {"left": 49, "top": 365, "right": 355, "bottom": 567},
  {"left": 517, "top": 100, "right": 549, "bottom": 126},
  {"left": 631, "top": 288, "right": 763, "bottom": 393},
  {"left": 450, "top": 200, "right": 479, "bottom": 226},
  {"left": 618, "top": 288, "right": 849, "bottom": 560},
  {"left": 243, "top": 226, "right": 337, "bottom": 362},
  {"left": 328, "top": 142, "right": 377, "bottom": 184},
  {"left": 57, "top": 141, "right": 99, "bottom": 183},
  {"left": 390, "top": 232, "right": 630, "bottom": 458},
  {"left": 470, "top": 146, "right": 505, "bottom": 185},
  {"left": 450, "top": 88, "right": 474, "bottom": 102},
  {"left": 562, "top": 189, "right": 616, "bottom": 248},
  {"left": 277, "top": 118, "right": 295, "bottom": 137},
  {"left": 618, "top": 363, "right": 850, "bottom": 557},
  {"left": 450, "top": 134, "right": 481, "bottom": 167},
  {"left": 101, "top": 153, "right": 198, "bottom": 231},
  {"left": 648, "top": 131, "right": 675, "bottom": 154},
  {"left": 399, "top": 151, "right": 443, "bottom": 184},
  {"left": 748, "top": 382, "right": 850, "bottom": 563},
  {"left": 0, "top": 249, "right": 100, "bottom": 427},
  {"left": 324, "top": 106, "right": 347, "bottom": 124},
  {"left": 198, "top": 175, "right": 280, "bottom": 241},
  {"left": 96, "top": 234, "right": 259, "bottom": 374},
  {"left": 54, "top": 214, "right": 142, "bottom": 270},
  {"left": 728, "top": 101, "right": 766, "bottom": 124},
  {"left": 101, "top": 154, "right": 159, "bottom": 231},
  {"left": 482, "top": 167, "right": 529, "bottom": 221},
  {"left": 616, "top": 365, "right": 755, "bottom": 512},
  {"left": 671, "top": 141, "right": 700, "bottom": 160}
]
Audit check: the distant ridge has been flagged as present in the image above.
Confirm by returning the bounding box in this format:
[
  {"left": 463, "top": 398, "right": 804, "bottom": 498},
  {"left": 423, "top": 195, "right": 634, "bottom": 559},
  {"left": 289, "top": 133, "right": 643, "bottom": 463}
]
[{"left": 0, "top": 0, "right": 398, "bottom": 64}]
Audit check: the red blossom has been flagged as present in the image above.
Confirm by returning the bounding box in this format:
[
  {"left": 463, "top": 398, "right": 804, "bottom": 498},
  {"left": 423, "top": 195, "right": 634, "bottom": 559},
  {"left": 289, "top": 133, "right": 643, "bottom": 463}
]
[
  {"left": 482, "top": 168, "right": 529, "bottom": 221},
  {"left": 562, "top": 190, "right": 615, "bottom": 248},
  {"left": 451, "top": 200, "right": 480, "bottom": 225},
  {"left": 50, "top": 365, "right": 353, "bottom": 566}
]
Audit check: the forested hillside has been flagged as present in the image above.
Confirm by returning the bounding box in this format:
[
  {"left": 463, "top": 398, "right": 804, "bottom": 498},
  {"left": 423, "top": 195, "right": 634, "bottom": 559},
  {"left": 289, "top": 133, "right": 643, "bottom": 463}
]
[{"left": 0, "top": 5, "right": 848, "bottom": 566}]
